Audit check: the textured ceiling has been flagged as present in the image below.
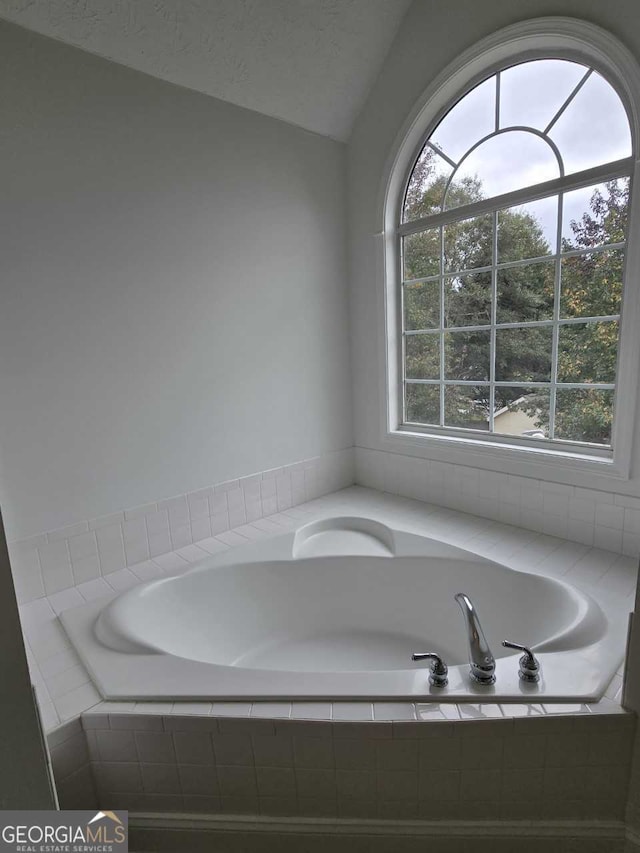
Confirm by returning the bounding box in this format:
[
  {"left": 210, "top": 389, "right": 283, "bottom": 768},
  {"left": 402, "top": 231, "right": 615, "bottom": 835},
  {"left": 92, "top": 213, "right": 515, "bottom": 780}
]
[{"left": 0, "top": 0, "right": 412, "bottom": 140}]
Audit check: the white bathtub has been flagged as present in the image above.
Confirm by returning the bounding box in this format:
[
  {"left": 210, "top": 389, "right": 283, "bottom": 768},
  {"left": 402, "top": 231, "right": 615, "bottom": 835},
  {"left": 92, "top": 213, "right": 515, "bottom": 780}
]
[{"left": 60, "top": 517, "right": 624, "bottom": 702}]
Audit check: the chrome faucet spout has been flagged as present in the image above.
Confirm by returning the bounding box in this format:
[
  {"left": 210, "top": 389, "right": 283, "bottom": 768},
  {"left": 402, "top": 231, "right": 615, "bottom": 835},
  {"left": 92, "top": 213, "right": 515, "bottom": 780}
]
[{"left": 454, "top": 593, "right": 496, "bottom": 685}]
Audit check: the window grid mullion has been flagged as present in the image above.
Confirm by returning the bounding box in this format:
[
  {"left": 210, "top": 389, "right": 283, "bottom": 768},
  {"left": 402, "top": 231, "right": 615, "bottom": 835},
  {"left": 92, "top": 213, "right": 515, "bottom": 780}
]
[
  {"left": 404, "top": 313, "right": 621, "bottom": 336},
  {"left": 489, "top": 210, "right": 498, "bottom": 433},
  {"left": 549, "top": 192, "right": 564, "bottom": 440},
  {"left": 439, "top": 226, "right": 445, "bottom": 426},
  {"left": 402, "top": 241, "right": 627, "bottom": 288}
]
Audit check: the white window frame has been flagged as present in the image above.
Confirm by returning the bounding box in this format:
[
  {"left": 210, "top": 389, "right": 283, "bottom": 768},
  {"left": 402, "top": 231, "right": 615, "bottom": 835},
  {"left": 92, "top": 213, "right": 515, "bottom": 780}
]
[{"left": 378, "top": 18, "right": 640, "bottom": 480}]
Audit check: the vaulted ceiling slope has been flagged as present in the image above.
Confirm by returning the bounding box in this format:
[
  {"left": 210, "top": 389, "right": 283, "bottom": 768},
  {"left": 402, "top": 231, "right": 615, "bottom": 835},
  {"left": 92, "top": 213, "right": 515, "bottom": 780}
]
[{"left": 0, "top": 0, "right": 412, "bottom": 141}]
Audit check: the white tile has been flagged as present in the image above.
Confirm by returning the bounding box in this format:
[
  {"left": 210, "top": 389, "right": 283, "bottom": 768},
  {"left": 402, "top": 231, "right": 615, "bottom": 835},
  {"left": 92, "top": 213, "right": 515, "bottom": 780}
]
[
  {"left": 188, "top": 489, "right": 211, "bottom": 521},
  {"left": 47, "top": 588, "right": 84, "bottom": 614},
  {"left": 290, "top": 703, "right": 332, "bottom": 721},
  {"left": 624, "top": 508, "right": 640, "bottom": 535},
  {"left": 210, "top": 491, "right": 228, "bottom": 513},
  {"left": 615, "top": 494, "right": 640, "bottom": 510},
  {"left": 95, "top": 524, "right": 126, "bottom": 573},
  {"left": 214, "top": 479, "right": 240, "bottom": 494},
  {"left": 233, "top": 524, "right": 267, "bottom": 541},
  {"left": 171, "top": 701, "right": 213, "bottom": 715},
  {"left": 71, "top": 554, "right": 101, "bottom": 584},
  {"left": 11, "top": 548, "right": 45, "bottom": 603},
  {"left": 105, "top": 569, "right": 139, "bottom": 592},
  {"left": 48, "top": 664, "right": 91, "bottom": 699},
  {"left": 129, "top": 560, "right": 163, "bottom": 581},
  {"left": 593, "top": 525, "right": 623, "bottom": 553},
  {"left": 332, "top": 703, "right": 374, "bottom": 722},
  {"left": 96, "top": 729, "right": 136, "bottom": 762},
  {"left": 228, "top": 505, "right": 247, "bottom": 527},
  {"left": 68, "top": 532, "right": 98, "bottom": 564},
  {"left": 175, "top": 544, "right": 209, "bottom": 564},
  {"left": 227, "top": 488, "right": 244, "bottom": 510},
  {"left": 123, "top": 518, "right": 149, "bottom": 565},
  {"left": 415, "top": 703, "right": 460, "bottom": 721},
  {"left": 40, "top": 648, "right": 83, "bottom": 681},
  {"left": 169, "top": 523, "right": 192, "bottom": 549},
  {"left": 39, "top": 540, "right": 74, "bottom": 595},
  {"left": 152, "top": 552, "right": 190, "bottom": 572},
  {"left": 245, "top": 501, "right": 263, "bottom": 522},
  {"left": 596, "top": 503, "right": 625, "bottom": 531},
  {"left": 373, "top": 703, "right": 416, "bottom": 721},
  {"left": 568, "top": 499, "right": 596, "bottom": 524},
  {"left": 216, "top": 530, "right": 249, "bottom": 547},
  {"left": 76, "top": 578, "right": 113, "bottom": 602},
  {"left": 210, "top": 511, "right": 230, "bottom": 534},
  {"left": 55, "top": 683, "right": 101, "bottom": 722},
  {"left": 146, "top": 509, "right": 170, "bottom": 535},
  {"left": 261, "top": 479, "right": 277, "bottom": 500},
  {"left": 132, "top": 702, "right": 175, "bottom": 715},
  {"left": 191, "top": 516, "right": 212, "bottom": 542},
  {"left": 211, "top": 703, "right": 252, "bottom": 717},
  {"left": 196, "top": 537, "right": 229, "bottom": 555},
  {"left": 148, "top": 530, "right": 173, "bottom": 558},
  {"left": 20, "top": 598, "right": 56, "bottom": 631},
  {"left": 135, "top": 731, "right": 176, "bottom": 763},
  {"left": 250, "top": 703, "right": 292, "bottom": 719},
  {"left": 623, "top": 533, "right": 640, "bottom": 558},
  {"left": 262, "top": 496, "right": 279, "bottom": 516}
]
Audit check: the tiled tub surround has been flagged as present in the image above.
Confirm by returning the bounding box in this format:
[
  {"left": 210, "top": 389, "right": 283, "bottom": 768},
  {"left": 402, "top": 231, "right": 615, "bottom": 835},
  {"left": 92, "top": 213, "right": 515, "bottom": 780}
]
[
  {"left": 356, "top": 447, "right": 640, "bottom": 558},
  {"left": 60, "top": 516, "right": 625, "bottom": 703},
  {"left": 7, "top": 448, "right": 354, "bottom": 606},
  {"left": 29, "top": 487, "right": 636, "bottom": 848},
  {"left": 21, "top": 487, "right": 635, "bottom": 729},
  {"left": 42, "top": 703, "right": 636, "bottom": 852}
]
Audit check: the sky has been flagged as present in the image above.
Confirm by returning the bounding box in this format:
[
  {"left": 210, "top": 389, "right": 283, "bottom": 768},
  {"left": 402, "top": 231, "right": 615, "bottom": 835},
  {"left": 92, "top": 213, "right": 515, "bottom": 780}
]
[{"left": 424, "top": 59, "right": 631, "bottom": 247}]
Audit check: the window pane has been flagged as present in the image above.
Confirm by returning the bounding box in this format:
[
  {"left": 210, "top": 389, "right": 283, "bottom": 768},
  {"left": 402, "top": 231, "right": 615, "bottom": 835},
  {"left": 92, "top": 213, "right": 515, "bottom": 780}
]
[
  {"left": 499, "top": 59, "right": 587, "bottom": 131},
  {"left": 444, "top": 214, "right": 493, "bottom": 272},
  {"left": 497, "top": 197, "right": 557, "bottom": 262},
  {"left": 557, "top": 321, "right": 619, "bottom": 384},
  {"left": 431, "top": 76, "right": 495, "bottom": 164},
  {"left": 404, "top": 280, "right": 440, "bottom": 330},
  {"left": 560, "top": 248, "right": 624, "bottom": 319},
  {"left": 493, "top": 387, "right": 550, "bottom": 439},
  {"left": 445, "top": 272, "right": 491, "bottom": 327},
  {"left": 495, "top": 327, "right": 553, "bottom": 382},
  {"left": 562, "top": 179, "right": 629, "bottom": 249},
  {"left": 405, "top": 334, "right": 440, "bottom": 379},
  {"left": 403, "top": 230, "right": 440, "bottom": 280},
  {"left": 444, "top": 385, "right": 490, "bottom": 430},
  {"left": 446, "top": 131, "right": 560, "bottom": 208},
  {"left": 403, "top": 145, "right": 452, "bottom": 221},
  {"left": 549, "top": 71, "right": 632, "bottom": 175},
  {"left": 405, "top": 383, "right": 440, "bottom": 424},
  {"left": 445, "top": 330, "right": 490, "bottom": 380},
  {"left": 555, "top": 389, "right": 614, "bottom": 444},
  {"left": 497, "top": 261, "right": 555, "bottom": 324}
]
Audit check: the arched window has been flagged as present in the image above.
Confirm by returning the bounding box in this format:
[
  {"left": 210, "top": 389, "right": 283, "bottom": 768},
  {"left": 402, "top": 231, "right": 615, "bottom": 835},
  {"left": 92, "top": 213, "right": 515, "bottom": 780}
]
[{"left": 390, "top": 38, "right": 640, "bottom": 468}]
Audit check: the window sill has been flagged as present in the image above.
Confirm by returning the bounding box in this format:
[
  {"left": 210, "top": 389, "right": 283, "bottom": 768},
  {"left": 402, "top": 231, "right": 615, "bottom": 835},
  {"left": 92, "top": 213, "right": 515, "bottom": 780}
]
[{"left": 386, "top": 425, "right": 629, "bottom": 481}]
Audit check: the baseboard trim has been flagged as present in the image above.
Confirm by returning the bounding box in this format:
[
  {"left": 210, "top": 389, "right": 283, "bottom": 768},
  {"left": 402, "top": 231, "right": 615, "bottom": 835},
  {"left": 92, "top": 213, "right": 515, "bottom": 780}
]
[{"left": 130, "top": 812, "right": 625, "bottom": 840}]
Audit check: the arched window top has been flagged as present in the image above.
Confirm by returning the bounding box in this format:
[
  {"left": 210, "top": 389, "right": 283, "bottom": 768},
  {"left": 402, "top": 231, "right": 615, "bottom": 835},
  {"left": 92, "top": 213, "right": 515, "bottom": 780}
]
[{"left": 403, "top": 59, "right": 632, "bottom": 223}]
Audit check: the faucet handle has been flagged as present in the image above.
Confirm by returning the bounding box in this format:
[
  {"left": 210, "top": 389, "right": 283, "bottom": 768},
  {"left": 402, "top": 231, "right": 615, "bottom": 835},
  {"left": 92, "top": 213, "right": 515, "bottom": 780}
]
[
  {"left": 502, "top": 640, "right": 540, "bottom": 683},
  {"left": 411, "top": 652, "right": 448, "bottom": 687}
]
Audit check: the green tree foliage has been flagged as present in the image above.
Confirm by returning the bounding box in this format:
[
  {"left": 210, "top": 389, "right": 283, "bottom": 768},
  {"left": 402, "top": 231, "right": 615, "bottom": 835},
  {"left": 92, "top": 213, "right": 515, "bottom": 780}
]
[{"left": 402, "top": 145, "right": 627, "bottom": 444}]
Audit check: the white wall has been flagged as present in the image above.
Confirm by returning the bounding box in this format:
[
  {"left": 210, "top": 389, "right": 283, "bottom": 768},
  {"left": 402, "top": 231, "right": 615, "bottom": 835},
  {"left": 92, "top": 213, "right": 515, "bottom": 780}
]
[
  {"left": 0, "top": 20, "right": 352, "bottom": 541},
  {"left": 347, "top": 0, "right": 640, "bottom": 499}
]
